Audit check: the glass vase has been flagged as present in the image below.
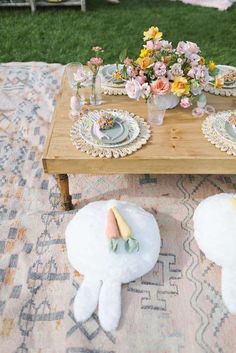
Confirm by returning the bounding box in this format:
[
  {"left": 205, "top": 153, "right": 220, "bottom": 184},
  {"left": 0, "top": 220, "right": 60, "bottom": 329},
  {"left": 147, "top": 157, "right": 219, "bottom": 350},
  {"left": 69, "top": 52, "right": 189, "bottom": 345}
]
[
  {"left": 90, "top": 74, "right": 102, "bottom": 106},
  {"left": 147, "top": 96, "right": 166, "bottom": 126}
]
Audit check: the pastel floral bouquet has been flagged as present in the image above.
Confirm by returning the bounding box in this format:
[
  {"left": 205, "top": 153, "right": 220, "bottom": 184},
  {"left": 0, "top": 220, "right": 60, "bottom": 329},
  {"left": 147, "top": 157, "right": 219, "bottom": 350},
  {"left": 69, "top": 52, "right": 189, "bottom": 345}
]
[{"left": 123, "top": 26, "right": 211, "bottom": 109}]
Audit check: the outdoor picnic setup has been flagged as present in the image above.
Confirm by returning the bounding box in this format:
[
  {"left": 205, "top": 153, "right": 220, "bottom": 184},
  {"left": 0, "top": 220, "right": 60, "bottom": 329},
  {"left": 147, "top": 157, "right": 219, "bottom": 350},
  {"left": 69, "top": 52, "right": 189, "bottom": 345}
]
[
  {"left": 43, "top": 26, "right": 236, "bottom": 210},
  {"left": 1, "top": 3, "right": 236, "bottom": 351}
]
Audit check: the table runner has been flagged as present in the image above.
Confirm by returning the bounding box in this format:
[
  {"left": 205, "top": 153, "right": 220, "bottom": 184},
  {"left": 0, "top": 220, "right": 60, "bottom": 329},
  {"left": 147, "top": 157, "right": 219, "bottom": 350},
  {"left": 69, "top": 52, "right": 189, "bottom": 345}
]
[{"left": 1, "top": 62, "right": 236, "bottom": 353}]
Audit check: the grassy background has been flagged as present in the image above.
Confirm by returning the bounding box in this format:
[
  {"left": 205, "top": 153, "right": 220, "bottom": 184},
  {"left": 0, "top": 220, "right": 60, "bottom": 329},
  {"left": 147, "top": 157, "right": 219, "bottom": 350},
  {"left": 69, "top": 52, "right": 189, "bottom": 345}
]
[{"left": 0, "top": 0, "right": 236, "bottom": 65}]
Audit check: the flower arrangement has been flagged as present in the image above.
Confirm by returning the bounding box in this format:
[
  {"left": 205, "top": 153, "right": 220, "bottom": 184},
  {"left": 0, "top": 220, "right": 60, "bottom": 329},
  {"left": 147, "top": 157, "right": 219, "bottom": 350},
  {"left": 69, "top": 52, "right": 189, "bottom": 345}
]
[{"left": 123, "top": 26, "right": 211, "bottom": 109}]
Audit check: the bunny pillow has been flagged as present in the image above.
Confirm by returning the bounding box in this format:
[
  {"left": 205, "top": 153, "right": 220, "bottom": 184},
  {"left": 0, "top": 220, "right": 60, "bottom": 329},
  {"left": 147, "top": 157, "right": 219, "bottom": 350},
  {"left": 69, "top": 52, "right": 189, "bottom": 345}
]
[
  {"left": 66, "top": 200, "right": 160, "bottom": 331},
  {"left": 193, "top": 193, "right": 236, "bottom": 314}
]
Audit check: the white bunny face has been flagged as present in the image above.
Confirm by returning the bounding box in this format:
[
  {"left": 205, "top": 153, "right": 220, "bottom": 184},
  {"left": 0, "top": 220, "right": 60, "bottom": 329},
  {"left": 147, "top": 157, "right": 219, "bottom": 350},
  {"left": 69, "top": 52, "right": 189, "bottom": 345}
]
[
  {"left": 66, "top": 200, "right": 160, "bottom": 331},
  {"left": 66, "top": 199, "right": 160, "bottom": 283}
]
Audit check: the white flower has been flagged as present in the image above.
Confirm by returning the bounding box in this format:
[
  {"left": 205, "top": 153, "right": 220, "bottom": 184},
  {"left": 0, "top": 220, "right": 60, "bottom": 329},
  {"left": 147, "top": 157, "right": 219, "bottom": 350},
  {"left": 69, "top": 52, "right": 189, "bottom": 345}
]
[
  {"left": 141, "top": 83, "right": 151, "bottom": 98},
  {"left": 125, "top": 79, "right": 142, "bottom": 100}
]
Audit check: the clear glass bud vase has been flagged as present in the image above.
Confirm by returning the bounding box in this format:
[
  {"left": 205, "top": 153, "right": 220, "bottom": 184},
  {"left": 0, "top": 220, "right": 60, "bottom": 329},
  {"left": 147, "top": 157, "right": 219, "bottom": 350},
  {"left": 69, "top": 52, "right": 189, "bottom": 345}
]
[
  {"left": 147, "top": 96, "right": 166, "bottom": 126},
  {"left": 90, "top": 75, "right": 102, "bottom": 106}
]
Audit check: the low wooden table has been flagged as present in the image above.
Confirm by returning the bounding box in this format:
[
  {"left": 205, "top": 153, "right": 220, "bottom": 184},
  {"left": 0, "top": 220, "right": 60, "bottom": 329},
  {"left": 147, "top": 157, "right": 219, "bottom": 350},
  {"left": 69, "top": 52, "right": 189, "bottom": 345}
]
[{"left": 42, "top": 72, "right": 236, "bottom": 210}]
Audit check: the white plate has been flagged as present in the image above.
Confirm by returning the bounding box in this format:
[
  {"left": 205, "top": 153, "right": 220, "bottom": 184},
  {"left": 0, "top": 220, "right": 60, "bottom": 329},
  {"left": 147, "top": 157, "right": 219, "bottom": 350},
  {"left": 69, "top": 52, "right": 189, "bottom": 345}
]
[
  {"left": 78, "top": 109, "right": 140, "bottom": 148},
  {"left": 100, "top": 64, "right": 125, "bottom": 87},
  {"left": 213, "top": 111, "right": 236, "bottom": 144},
  {"left": 210, "top": 65, "right": 236, "bottom": 89}
]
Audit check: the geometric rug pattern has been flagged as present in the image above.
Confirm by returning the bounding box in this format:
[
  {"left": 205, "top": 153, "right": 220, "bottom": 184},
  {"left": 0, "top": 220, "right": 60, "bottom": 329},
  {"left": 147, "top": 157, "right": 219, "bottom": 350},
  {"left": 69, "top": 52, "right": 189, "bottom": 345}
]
[{"left": 0, "top": 63, "right": 236, "bottom": 353}]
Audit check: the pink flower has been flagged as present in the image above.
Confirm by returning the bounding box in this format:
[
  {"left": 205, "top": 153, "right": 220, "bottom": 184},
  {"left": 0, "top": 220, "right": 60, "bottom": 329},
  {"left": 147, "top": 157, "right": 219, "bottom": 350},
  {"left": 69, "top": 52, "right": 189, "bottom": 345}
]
[
  {"left": 124, "top": 57, "right": 132, "bottom": 66},
  {"left": 186, "top": 41, "right": 200, "bottom": 55},
  {"left": 151, "top": 77, "right": 170, "bottom": 96},
  {"left": 190, "top": 54, "right": 200, "bottom": 66},
  {"left": 180, "top": 96, "right": 191, "bottom": 108},
  {"left": 154, "top": 62, "right": 166, "bottom": 77},
  {"left": 136, "top": 74, "right": 146, "bottom": 85},
  {"left": 160, "top": 40, "right": 172, "bottom": 50},
  {"left": 141, "top": 83, "right": 151, "bottom": 99},
  {"left": 125, "top": 79, "right": 142, "bottom": 100},
  {"left": 88, "top": 57, "right": 103, "bottom": 66},
  {"left": 176, "top": 41, "right": 187, "bottom": 54},
  {"left": 74, "top": 68, "right": 89, "bottom": 83},
  {"left": 130, "top": 67, "right": 138, "bottom": 77},
  {"left": 145, "top": 40, "right": 162, "bottom": 51},
  {"left": 170, "top": 63, "right": 183, "bottom": 77}
]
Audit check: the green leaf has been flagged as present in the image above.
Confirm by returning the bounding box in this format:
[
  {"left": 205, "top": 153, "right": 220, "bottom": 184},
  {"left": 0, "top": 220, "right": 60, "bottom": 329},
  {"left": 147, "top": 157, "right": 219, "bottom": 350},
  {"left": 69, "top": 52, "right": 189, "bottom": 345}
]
[
  {"left": 119, "top": 49, "right": 128, "bottom": 63},
  {"left": 125, "top": 237, "right": 139, "bottom": 253},
  {"left": 110, "top": 239, "right": 119, "bottom": 252}
]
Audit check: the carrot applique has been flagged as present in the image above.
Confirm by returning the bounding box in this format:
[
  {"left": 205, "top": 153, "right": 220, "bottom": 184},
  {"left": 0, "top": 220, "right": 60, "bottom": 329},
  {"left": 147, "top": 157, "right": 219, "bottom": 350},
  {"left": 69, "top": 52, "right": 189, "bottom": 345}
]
[
  {"left": 105, "top": 208, "right": 121, "bottom": 252},
  {"left": 112, "top": 207, "right": 139, "bottom": 253}
]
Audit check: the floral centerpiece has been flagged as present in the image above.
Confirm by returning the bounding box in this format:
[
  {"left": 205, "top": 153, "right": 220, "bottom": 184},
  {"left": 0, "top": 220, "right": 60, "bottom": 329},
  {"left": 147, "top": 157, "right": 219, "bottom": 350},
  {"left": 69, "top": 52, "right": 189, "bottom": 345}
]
[{"left": 123, "top": 26, "right": 211, "bottom": 114}]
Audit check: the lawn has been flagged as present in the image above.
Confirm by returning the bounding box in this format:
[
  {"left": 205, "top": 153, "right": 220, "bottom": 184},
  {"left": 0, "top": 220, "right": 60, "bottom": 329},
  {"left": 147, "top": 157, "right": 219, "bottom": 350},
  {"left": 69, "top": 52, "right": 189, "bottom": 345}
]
[{"left": 0, "top": 0, "right": 236, "bottom": 65}]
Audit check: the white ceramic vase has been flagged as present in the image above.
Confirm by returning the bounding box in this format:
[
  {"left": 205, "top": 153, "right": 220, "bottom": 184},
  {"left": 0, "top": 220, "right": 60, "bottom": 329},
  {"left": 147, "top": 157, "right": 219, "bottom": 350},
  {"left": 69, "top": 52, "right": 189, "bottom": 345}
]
[{"left": 153, "top": 93, "right": 180, "bottom": 110}]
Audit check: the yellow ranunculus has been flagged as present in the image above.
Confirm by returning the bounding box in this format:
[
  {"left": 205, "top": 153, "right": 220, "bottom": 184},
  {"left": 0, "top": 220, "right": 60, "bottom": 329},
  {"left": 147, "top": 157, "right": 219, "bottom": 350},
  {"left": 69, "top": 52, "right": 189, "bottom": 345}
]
[
  {"left": 208, "top": 60, "right": 216, "bottom": 72},
  {"left": 136, "top": 56, "right": 154, "bottom": 70},
  {"left": 214, "top": 76, "right": 224, "bottom": 88},
  {"left": 143, "top": 26, "right": 163, "bottom": 41},
  {"left": 171, "top": 77, "right": 190, "bottom": 97},
  {"left": 139, "top": 48, "right": 150, "bottom": 58}
]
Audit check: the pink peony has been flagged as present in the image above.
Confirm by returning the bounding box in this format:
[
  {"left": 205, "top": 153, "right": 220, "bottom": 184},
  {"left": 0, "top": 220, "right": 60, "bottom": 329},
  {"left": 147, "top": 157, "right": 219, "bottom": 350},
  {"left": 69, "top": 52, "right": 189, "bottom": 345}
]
[
  {"left": 154, "top": 62, "right": 167, "bottom": 77},
  {"left": 180, "top": 97, "right": 191, "bottom": 108},
  {"left": 151, "top": 77, "right": 170, "bottom": 96},
  {"left": 88, "top": 57, "right": 103, "bottom": 66},
  {"left": 125, "top": 79, "right": 142, "bottom": 100}
]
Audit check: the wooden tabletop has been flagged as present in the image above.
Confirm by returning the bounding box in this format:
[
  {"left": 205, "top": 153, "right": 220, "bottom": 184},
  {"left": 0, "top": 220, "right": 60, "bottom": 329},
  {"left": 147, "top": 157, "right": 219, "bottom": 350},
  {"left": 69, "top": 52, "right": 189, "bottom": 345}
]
[{"left": 42, "top": 72, "right": 236, "bottom": 175}]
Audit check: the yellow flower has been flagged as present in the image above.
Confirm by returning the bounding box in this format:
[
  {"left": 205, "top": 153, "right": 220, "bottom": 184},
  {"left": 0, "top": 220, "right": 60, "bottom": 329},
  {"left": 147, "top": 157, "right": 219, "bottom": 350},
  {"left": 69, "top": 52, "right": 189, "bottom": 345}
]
[
  {"left": 136, "top": 56, "right": 154, "bottom": 70},
  {"left": 208, "top": 60, "right": 216, "bottom": 72},
  {"left": 113, "top": 70, "right": 122, "bottom": 81},
  {"left": 139, "top": 48, "right": 150, "bottom": 58},
  {"left": 199, "top": 57, "right": 205, "bottom": 65},
  {"left": 214, "top": 76, "right": 224, "bottom": 88},
  {"left": 143, "top": 26, "right": 163, "bottom": 41},
  {"left": 171, "top": 77, "right": 190, "bottom": 97}
]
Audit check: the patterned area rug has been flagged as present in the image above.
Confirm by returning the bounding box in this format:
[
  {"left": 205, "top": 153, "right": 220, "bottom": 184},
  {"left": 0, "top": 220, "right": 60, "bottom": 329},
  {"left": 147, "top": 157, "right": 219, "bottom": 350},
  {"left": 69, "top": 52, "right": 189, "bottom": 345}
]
[{"left": 1, "top": 63, "right": 236, "bottom": 353}]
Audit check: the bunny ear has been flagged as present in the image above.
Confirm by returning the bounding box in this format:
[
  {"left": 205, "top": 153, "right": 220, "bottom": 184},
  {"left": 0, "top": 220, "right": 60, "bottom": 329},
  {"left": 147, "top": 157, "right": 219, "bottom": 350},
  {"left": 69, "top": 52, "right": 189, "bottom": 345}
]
[
  {"left": 98, "top": 279, "right": 121, "bottom": 331},
  {"left": 73, "top": 277, "right": 102, "bottom": 322}
]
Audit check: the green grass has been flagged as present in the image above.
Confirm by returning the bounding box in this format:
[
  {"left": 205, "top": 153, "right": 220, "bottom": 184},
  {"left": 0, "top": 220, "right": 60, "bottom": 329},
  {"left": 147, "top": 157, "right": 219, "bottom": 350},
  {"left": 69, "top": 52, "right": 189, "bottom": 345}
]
[{"left": 0, "top": 0, "right": 236, "bottom": 65}]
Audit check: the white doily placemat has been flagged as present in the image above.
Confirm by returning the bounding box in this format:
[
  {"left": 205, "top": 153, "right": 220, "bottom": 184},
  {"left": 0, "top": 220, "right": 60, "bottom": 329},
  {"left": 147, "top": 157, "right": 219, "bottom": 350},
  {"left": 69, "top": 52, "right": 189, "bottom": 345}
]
[
  {"left": 202, "top": 110, "right": 236, "bottom": 156},
  {"left": 102, "top": 84, "right": 127, "bottom": 96},
  {"left": 70, "top": 110, "right": 151, "bottom": 158},
  {"left": 204, "top": 84, "right": 236, "bottom": 97}
]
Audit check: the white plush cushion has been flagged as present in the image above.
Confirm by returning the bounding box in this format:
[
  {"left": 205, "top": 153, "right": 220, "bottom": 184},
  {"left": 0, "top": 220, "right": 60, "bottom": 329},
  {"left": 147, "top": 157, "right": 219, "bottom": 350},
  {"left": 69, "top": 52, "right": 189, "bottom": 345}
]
[
  {"left": 66, "top": 200, "right": 160, "bottom": 330},
  {"left": 193, "top": 193, "right": 236, "bottom": 314},
  {"left": 193, "top": 193, "right": 236, "bottom": 268}
]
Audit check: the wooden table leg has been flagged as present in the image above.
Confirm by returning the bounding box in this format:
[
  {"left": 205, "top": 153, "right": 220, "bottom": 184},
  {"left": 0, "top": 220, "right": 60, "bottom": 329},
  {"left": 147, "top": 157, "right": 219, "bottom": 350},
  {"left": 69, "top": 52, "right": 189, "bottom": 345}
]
[{"left": 56, "top": 174, "right": 73, "bottom": 211}]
